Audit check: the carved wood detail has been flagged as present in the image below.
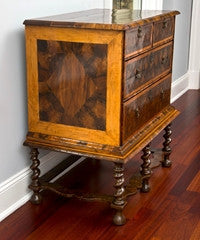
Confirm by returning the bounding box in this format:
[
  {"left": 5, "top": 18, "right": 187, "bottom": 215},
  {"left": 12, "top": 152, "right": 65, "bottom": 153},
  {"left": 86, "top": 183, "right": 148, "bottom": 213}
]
[
  {"left": 140, "top": 144, "right": 152, "bottom": 193},
  {"left": 111, "top": 163, "right": 126, "bottom": 226},
  {"left": 29, "top": 148, "right": 42, "bottom": 204},
  {"left": 162, "top": 123, "right": 172, "bottom": 167}
]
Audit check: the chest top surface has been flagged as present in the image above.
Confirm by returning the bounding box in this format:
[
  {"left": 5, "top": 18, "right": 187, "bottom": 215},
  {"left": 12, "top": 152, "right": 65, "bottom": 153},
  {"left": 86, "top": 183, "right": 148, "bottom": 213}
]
[{"left": 23, "top": 8, "right": 179, "bottom": 30}]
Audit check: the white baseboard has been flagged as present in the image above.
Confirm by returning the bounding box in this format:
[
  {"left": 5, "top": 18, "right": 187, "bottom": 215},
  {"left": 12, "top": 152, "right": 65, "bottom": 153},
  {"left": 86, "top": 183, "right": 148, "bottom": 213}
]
[
  {"left": 171, "top": 72, "right": 189, "bottom": 103},
  {"left": 189, "top": 70, "right": 200, "bottom": 89},
  {"left": 0, "top": 151, "right": 79, "bottom": 222}
]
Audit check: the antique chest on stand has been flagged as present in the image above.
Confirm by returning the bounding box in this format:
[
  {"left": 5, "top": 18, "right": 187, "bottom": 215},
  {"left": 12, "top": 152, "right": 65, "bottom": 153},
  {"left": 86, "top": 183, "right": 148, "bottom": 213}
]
[{"left": 24, "top": 9, "right": 180, "bottom": 225}]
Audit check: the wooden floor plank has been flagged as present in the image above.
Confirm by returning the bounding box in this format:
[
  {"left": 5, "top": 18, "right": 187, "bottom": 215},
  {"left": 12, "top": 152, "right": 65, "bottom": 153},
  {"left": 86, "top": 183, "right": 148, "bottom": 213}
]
[
  {"left": 190, "top": 221, "right": 200, "bottom": 240},
  {"left": 187, "top": 170, "right": 200, "bottom": 193},
  {"left": 170, "top": 151, "right": 200, "bottom": 196},
  {"left": 1, "top": 90, "right": 200, "bottom": 240}
]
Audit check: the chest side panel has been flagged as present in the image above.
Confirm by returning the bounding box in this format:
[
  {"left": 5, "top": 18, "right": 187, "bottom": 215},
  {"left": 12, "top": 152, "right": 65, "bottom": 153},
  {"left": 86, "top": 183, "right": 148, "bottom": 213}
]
[{"left": 25, "top": 26, "right": 123, "bottom": 146}]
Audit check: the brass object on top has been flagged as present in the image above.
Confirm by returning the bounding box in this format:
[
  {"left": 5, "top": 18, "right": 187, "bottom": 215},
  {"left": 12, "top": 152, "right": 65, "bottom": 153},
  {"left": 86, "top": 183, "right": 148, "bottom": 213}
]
[{"left": 113, "top": 0, "right": 134, "bottom": 9}]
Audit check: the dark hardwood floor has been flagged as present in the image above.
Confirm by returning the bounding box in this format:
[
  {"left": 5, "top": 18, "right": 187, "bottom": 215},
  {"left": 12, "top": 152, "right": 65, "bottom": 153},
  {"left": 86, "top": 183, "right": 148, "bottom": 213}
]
[{"left": 0, "top": 90, "right": 200, "bottom": 240}]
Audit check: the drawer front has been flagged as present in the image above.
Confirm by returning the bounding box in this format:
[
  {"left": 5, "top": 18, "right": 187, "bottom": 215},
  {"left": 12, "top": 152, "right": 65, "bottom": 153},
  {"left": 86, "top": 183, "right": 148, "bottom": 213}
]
[
  {"left": 153, "top": 17, "right": 174, "bottom": 46},
  {"left": 124, "top": 42, "right": 173, "bottom": 99},
  {"left": 125, "top": 23, "right": 153, "bottom": 58},
  {"left": 122, "top": 75, "right": 171, "bottom": 143}
]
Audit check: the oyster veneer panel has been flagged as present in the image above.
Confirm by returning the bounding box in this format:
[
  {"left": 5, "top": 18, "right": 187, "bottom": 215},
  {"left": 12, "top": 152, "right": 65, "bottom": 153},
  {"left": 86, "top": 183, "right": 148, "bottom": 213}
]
[{"left": 37, "top": 40, "right": 107, "bottom": 131}]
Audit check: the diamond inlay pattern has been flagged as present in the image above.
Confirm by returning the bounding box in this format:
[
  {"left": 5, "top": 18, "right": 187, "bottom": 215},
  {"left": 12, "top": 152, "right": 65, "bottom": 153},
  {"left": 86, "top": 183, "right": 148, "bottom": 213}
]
[{"left": 37, "top": 40, "right": 107, "bottom": 131}]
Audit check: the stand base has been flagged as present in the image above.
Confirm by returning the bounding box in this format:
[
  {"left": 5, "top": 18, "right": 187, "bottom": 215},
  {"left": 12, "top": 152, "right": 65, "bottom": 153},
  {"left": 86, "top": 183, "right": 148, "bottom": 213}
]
[{"left": 28, "top": 148, "right": 168, "bottom": 225}]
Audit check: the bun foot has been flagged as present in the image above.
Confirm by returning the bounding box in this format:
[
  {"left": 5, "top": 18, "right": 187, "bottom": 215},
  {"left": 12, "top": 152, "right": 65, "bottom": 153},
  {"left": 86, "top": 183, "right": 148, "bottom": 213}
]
[
  {"left": 113, "top": 211, "right": 126, "bottom": 226},
  {"left": 30, "top": 193, "right": 42, "bottom": 205},
  {"left": 162, "top": 159, "right": 172, "bottom": 168},
  {"left": 141, "top": 179, "right": 150, "bottom": 193}
]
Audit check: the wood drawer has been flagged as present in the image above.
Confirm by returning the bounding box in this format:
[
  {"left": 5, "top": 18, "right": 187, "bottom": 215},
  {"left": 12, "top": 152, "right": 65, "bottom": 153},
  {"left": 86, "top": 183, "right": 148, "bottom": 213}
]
[
  {"left": 122, "top": 75, "right": 171, "bottom": 143},
  {"left": 153, "top": 17, "right": 174, "bottom": 47},
  {"left": 125, "top": 23, "right": 153, "bottom": 58},
  {"left": 124, "top": 42, "right": 173, "bottom": 99}
]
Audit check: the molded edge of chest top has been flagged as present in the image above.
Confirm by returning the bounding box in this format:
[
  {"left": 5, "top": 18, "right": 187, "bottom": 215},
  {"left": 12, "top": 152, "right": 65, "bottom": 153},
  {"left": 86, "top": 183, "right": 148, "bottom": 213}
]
[{"left": 23, "top": 9, "right": 180, "bottom": 30}]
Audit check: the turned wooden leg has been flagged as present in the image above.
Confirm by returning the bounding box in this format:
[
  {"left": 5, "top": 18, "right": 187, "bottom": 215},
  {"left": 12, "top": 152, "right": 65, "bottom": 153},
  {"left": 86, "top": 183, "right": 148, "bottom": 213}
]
[
  {"left": 111, "top": 162, "right": 126, "bottom": 226},
  {"left": 162, "top": 124, "right": 172, "bottom": 167},
  {"left": 140, "top": 144, "right": 152, "bottom": 193},
  {"left": 29, "top": 148, "right": 42, "bottom": 204}
]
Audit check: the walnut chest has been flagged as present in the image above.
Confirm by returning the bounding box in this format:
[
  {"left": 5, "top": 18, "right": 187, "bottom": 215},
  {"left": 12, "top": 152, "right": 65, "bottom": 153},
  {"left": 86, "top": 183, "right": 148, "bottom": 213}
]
[{"left": 24, "top": 9, "right": 180, "bottom": 225}]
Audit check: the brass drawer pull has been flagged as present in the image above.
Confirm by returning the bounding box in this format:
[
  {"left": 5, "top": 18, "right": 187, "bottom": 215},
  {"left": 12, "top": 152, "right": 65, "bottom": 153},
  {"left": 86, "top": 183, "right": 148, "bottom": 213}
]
[
  {"left": 161, "top": 88, "right": 165, "bottom": 100},
  {"left": 162, "top": 20, "right": 168, "bottom": 29},
  {"left": 135, "top": 107, "right": 140, "bottom": 119},
  {"left": 137, "top": 26, "right": 142, "bottom": 38},
  {"left": 135, "top": 69, "right": 142, "bottom": 79},
  {"left": 161, "top": 56, "right": 168, "bottom": 64}
]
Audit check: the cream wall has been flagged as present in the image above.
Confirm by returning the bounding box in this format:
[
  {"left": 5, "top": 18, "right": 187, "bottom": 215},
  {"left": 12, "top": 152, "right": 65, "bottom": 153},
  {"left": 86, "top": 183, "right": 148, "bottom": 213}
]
[
  {"left": 0, "top": 1, "right": 104, "bottom": 184},
  {"left": 189, "top": 0, "right": 200, "bottom": 89},
  {"left": 163, "top": 0, "right": 193, "bottom": 81}
]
